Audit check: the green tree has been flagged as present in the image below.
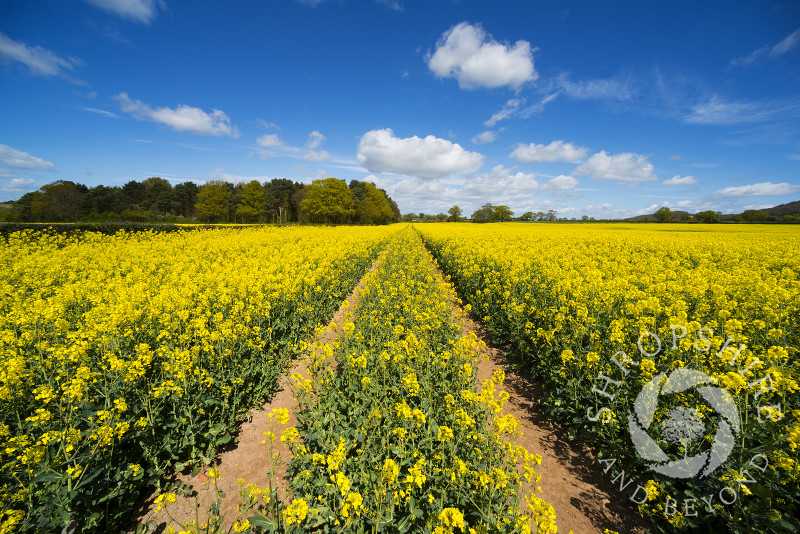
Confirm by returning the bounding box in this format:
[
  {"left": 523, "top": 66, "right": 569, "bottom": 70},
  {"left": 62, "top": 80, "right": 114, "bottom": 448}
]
[
  {"left": 695, "top": 210, "right": 719, "bottom": 223},
  {"left": 173, "top": 182, "right": 198, "bottom": 218},
  {"left": 291, "top": 185, "right": 308, "bottom": 222},
  {"left": 121, "top": 180, "right": 146, "bottom": 210},
  {"left": 348, "top": 180, "right": 368, "bottom": 201},
  {"left": 388, "top": 198, "right": 401, "bottom": 221},
  {"left": 355, "top": 182, "right": 393, "bottom": 224},
  {"left": 493, "top": 205, "right": 513, "bottom": 222},
  {"left": 743, "top": 209, "right": 769, "bottom": 222},
  {"left": 235, "top": 180, "right": 265, "bottom": 222},
  {"left": 142, "top": 177, "right": 174, "bottom": 216},
  {"left": 80, "top": 185, "right": 126, "bottom": 217},
  {"left": 301, "top": 177, "right": 356, "bottom": 223},
  {"left": 265, "top": 178, "right": 296, "bottom": 224},
  {"left": 520, "top": 211, "right": 534, "bottom": 221},
  {"left": 447, "top": 205, "right": 462, "bottom": 222},
  {"left": 471, "top": 203, "right": 494, "bottom": 223},
  {"left": 654, "top": 206, "right": 673, "bottom": 222},
  {"left": 195, "top": 180, "right": 231, "bottom": 222},
  {"left": 30, "top": 180, "right": 86, "bottom": 221}
]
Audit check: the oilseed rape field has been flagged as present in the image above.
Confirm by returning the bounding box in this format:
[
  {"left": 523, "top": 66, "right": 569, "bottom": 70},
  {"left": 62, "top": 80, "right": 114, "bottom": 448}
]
[
  {"left": 0, "top": 226, "right": 392, "bottom": 532},
  {"left": 418, "top": 223, "right": 800, "bottom": 534},
  {"left": 2, "top": 222, "right": 798, "bottom": 534}
]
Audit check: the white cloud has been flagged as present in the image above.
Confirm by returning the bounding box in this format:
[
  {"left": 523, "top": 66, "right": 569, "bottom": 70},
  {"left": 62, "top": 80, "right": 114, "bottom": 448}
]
[
  {"left": 711, "top": 181, "right": 800, "bottom": 198},
  {"left": 256, "top": 133, "right": 283, "bottom": 148},
  {"left": 0, "top": 32, "right": 81, "bottom": 78},
  {"left": 302, "top": 149, "right": 330, "bottom": 162},
  {"left": 357, "top": 128, "right": 484, "bottom": 179},
  {"left": 0, "top": 144, "right": 55, "bottom": 171},
  {"left": 771, "top": 29, "right": 800, "bottom": 56},
  {"left": 730, "top": 28, "right": 800, "bottom": 67},
  {"left": 684, "top": 95, "right": 800, "bottom": 125},
  {"left": 483, "top": 93, "right": 559, "bottom": 126},
  {"left": 484, "top": 98, "right": 522, "bottom": 127},
  {"left": 305, "top": 130, "right": 325, "bottom": 149},
  {"left": 510, "top": 140, "right": 588, "bottom": 163},
  {"left": 427, "top": 22, "right": 536, "bottom": 90},
  {"left": 207, "top": 167, "right": 272, "bottom": 184},
  {"left": 663, "top": 175, "right": 697, "bottom": 186},
  {"left": 542, "top": 175, "right": 579, "bottom": 192},
  {"left": 0, "top": 177, "right": 38, "bottom": 197},
  {"left": 84, "top": 0, "right": 161, "bottom": 24},
  {"left": 461, "top": 165, "right": 538, "bottom": 197},
  {"left": 688, "top": 162, "right": 718, "bottom": 168},
  {"left": 574, "top": 151, "right": 657, "bottom": 184},
  {"left": 471, "top": 131, "right": 496, "bottom": 145},
  {"left": 587, "top": 202, "right": 614, "bottom": 211},
  {"left": 83, "top": 107, "right": 119, "bottom": 118},
  {"left": 555, "top": 72, "right": 636, "bottom": 101},
  {"left": 298, "top": 131, "right": 329, "bottom": 160},
  {"left": 257, "top": 119, "right": 280, "bottom": 130},
  {"left": 114, "top": 93, "right": 240, "bottom": 137},
  {"left": 9, "top": 177, "right": 35, "bottom": 187}
]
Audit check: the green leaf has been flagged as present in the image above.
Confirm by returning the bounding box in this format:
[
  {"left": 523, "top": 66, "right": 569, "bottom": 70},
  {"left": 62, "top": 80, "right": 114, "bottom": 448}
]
[{"left": 247, "top": 515, "right": 275, "bottom": 529}]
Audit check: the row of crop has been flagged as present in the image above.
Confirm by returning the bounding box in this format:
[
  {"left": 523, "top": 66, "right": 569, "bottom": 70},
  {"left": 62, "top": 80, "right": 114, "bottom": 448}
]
[
  {"left": 0, "top": 226, "right": 395, "bottom": 532},
  {"left": 224, "top": 229, "right": 556, "bottom": 533},
  {"left": 417, "top": 223, "right": 800, "bottom": 534}
]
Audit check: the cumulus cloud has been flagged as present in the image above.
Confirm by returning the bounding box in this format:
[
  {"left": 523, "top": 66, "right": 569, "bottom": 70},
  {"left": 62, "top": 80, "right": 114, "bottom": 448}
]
[
  {"left": 357, "top": 128, "right": 484, "bottom": 179},
  {"left": 574, "top": 151, "right": 657, "bottom": 184},
  {"left": 510, "top": 140, "right": 588, "bottom": 163},
  {"left": 542, "top": 175, "right": 579, "bottom": 192},
  {"left": 0, "top": 32, "right": 81, "bottom": 78},
  {"left": 256, "top": 133, "right": 283, "bottom": 147},
  {"left": 84, "top": 0, "right": 161, "bottom": 24},
  {"left": 663, "top": 175, "right": 697, "bottom": 186},
  {"left": 114, "top": 93, "right": 240, "bottom": 137},
  {"left": 461, "top": 165, "right": 538, "bottom": 197},
  {"left": 471, "top": 130, "right": 496, "bottom": 145},
  {"left": 711, "top": 181, "right": 800, "bottom": 198},
  {"left": 0, "top": 144, "right": 55, "bottom": 171},
  {"left": 427, "top": 22, "right": 536, "bottom": 90}
]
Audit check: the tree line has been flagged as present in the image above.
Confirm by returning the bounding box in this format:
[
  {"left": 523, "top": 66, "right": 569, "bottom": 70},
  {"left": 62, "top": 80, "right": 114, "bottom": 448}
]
[
  {"left": 4, "top": 177, "right": 400, "bottom": 225},
  {"left": 651, "top": 206, "right": 800, "bottom": 223},
  {"left": 402, "top": 204, "right": 562, "bottom": 223}
]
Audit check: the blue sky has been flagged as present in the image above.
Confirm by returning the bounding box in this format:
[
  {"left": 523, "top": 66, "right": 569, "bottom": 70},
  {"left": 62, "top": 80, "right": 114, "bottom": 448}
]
[{"left": 1, "top": 0, "right": 799, "bottom": 218}]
